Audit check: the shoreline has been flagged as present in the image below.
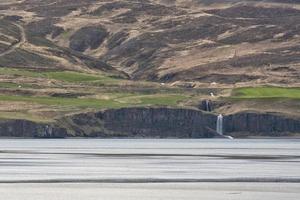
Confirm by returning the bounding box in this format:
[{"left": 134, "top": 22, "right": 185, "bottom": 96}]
[
  {"left": 1, "top": 177, "right": 300, "bottom": 184},
  {"left": 0, "top": 136, "right": 299, "bottom": 139}
]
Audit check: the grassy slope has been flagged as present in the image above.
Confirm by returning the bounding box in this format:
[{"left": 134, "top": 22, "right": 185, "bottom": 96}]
[
  {"left": 231, "top": 87, "right": 300, "bottom": 99},
  {"left": 0, "top": 94, "right": 187, "bottom": 109},
  {"left": 1, "top": 68, "right": 299, "bottom": 122},
  {"left": 0, "top": 68, "right": 117, "bottom": 83},
  {"left": 0, "top": 68, "right": 190, "bottom": 121}
]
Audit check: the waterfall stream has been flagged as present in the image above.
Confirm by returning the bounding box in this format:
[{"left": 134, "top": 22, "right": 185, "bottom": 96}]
[
  {"left": 216, "top": 114, "right": 223, "bottom": 135},
  {"left": 216, "top": 114, "right": 234, "bottom": 139},
  {"left": 206, "top": 100, "right": 210, "bottom": 112}
]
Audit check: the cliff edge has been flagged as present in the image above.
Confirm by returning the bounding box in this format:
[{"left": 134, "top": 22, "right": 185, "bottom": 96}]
[{"left": 0, "top": 107, "right": 299, "bottom": 138}]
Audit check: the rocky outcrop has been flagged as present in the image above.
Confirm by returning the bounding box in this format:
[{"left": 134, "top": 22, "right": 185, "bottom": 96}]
[
  {"left": 0, "top": 119, "right": 66, "bottom": 138},
  {"left": 0, "top": 108, "right": 299, "bottom": 138},
  {"left": 225, "top": 112, "right": 300, "bottom": 137},
  {"left": 97, "top": 107, "right": 217, "bottom": 138},
  {"left": 200, "top": 100, "right": 213, "bottom": 112}
]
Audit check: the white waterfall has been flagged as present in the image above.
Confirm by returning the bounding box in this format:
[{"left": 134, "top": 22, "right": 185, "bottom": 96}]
[
  {"left": 206, "top": 100, "right": 210, "bottom": 111},
  {"left": 216, "top": 114, "right": 223, "bottom": 135},
  {"left": 216, "top": 114, "right": 233, "bottom": 139}
]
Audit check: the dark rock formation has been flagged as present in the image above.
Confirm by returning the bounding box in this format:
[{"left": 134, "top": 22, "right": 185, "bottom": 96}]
[
  {"left": 0, "top": 108, "right": 299, "bottom": 138},
  {"left": 98, "top": 107, "right": 217, "bottom": 138},
  {"left": 225, "top": 112, "right": 300, "bottom": 137},
  {"left": 0, "top": 119, "right": 66, "bottom": 138},
  {"left": 200, "top": 100, "right": 213, "bottom": 112}
]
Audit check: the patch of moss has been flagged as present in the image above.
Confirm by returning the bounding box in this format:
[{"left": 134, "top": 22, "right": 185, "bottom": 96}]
[
  {"left": 231, "top": 87, "right": 300, "bottom": 99},
  {"left": 0, "top": 68, "right": 121, "bottom": 83}
]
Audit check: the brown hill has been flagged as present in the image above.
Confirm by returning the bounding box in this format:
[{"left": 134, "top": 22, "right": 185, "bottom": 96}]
[{"left": 0, "top": 0, "right": 300, "bottom": 86}]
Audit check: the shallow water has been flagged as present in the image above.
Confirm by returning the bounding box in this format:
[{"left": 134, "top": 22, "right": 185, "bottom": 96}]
[{"left": 0, "top": 139, "right": 299, "bottom": 199}]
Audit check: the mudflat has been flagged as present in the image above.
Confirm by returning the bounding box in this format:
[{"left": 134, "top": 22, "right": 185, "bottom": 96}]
[{"left": 0, "top": 139, "right": 299, "bottom": 199}]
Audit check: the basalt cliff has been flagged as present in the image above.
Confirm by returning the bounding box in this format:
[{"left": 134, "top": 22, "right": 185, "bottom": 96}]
[{"left": 0, "top": 107, "right": 299, "bottom": 138}]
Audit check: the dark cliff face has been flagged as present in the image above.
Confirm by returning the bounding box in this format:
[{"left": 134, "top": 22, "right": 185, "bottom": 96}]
[
  {"left": 0, "top": 120, "right": 37, "bottom": 137},
  {"left": 0, "top": 120, "right": 66, "bottom": 138},
  {"left": 224, "top": 112, "right": 300, "bottom": 137},
  {"left": 98, "top": 107, "right": 217, "bottom": 138},
  {"left": 0, "top": 108, "right": 299, "bottom": 138},
  {"left": 53, "top": 108, "right": 300, "bottom": 138}
]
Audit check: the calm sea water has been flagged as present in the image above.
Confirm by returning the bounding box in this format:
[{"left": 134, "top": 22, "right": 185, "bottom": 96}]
[{"left": 0, "top": 139, "right": 299, "bottom": 199}]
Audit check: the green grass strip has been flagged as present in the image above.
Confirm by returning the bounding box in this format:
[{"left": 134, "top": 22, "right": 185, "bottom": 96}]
[{"left": 231, "top": 87, "right": 300, "bottom": 99}]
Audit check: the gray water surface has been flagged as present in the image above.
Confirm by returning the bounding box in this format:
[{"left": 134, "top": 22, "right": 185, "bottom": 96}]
[{"left": 0, "top": 139, "right": 299, "bottom": 199}]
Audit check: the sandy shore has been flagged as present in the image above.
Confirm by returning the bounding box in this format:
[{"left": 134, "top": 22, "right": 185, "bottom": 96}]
[{"left": 1, "top": 183, "right": 300, "bottom": 200}]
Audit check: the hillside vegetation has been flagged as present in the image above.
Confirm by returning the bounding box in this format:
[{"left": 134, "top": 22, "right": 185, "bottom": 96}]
[
  {"left": 0, "top": 0, "right": 299, "bottom": 122},
  {"left": 232, "top": 87, "right": 300, "bottom": 99},
  {"left": 0, "top": 0, "right": 299, "bottom": 86},
  {"left": 0, "top": 67, "right": 198, "bottom": 121}
]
